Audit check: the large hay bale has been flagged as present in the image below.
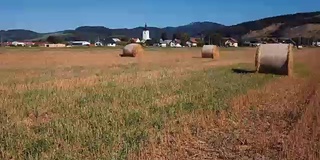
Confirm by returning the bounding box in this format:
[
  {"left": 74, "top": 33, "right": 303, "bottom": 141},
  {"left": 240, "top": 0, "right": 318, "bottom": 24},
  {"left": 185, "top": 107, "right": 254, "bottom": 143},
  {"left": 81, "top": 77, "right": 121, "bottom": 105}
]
[
  {"left": 121, "top": 43, "right": 143, "bottom": 57},
  {"left": 201, "top": 45, "right": 220, "bottom": 59},
  {"left": 255, "top": 43, "right": 293, "bottom": 76}
]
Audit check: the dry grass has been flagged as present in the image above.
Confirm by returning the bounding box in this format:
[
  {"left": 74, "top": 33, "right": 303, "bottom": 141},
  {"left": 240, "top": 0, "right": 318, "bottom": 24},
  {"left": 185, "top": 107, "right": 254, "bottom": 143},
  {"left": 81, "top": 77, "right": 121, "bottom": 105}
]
[
  {"left": 133, "top": 48, "right": 320, "bottom": 160},
  {"left": 0, "top": 47, "right": 318, "bottom": 159}
]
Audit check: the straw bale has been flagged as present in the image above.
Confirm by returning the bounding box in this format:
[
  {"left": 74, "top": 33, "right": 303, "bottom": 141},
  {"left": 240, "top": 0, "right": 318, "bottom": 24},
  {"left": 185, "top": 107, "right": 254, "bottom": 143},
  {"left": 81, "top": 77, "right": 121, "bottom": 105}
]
[
  {"left": 255, "top": 43, "right": 293, "bottom": 76},
  {"left": 201, "top": 45, "right": 220, "bottom": 59},
  {"left": 121, "top": 43, "right": 144, "bottom": 57}
]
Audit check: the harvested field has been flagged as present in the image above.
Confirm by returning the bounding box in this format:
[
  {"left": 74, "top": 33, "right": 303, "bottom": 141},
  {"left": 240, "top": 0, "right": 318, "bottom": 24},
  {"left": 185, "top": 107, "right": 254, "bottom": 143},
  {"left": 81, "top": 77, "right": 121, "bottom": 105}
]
[{"left": 0, "top": 47, "right": 319, "bottom": 159}]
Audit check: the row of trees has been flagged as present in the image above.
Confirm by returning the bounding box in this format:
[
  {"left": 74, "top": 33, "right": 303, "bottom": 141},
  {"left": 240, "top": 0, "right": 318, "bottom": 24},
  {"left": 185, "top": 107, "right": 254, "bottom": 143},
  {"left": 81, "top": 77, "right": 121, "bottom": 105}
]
[
  {"left": 44, "top": 33, "right": 320, "bottom": 47},
  {"left": 46, "top": 36, "right": 64, "bottom": 44},
  {"left": 292, "top": 37, "right": 320, "bottom": 46},
  {"left": 160, "top": 32, "right": 190, "bottom": 45},
  {"left": 160, "top": 32, "right": 209, "bottom": 46},
  {"left": 161, "top": 32, "right": 227, "bottom": 46}
]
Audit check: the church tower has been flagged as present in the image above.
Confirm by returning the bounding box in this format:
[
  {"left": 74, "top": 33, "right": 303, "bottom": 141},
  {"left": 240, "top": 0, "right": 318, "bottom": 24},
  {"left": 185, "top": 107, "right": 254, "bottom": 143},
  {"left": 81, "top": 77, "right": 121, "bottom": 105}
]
[{"left": 142, "top": 23, "right": 150, "bottom": 41}]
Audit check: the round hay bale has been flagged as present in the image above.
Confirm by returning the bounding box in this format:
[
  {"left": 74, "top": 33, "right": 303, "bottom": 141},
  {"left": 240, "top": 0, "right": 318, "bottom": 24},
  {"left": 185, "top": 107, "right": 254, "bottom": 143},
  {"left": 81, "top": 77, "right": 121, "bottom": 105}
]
[
  {"left": 255, "top": 43, "right": 293, "bottom": 76},
  {"left": 201, "top": 45, "right": 220, "bottom": 59},
  {"left": 121, "top": 43, "right": 144, "bottom": 57}
]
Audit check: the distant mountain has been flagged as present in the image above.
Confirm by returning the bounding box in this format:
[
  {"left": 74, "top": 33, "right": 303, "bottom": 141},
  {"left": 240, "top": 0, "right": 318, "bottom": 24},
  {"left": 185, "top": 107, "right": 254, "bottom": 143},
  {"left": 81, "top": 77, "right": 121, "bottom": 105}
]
[
  {"left": 62, "top": 22, "right": 225, "bottom": 41},
  {"left": 211, "top": 11, "right": 320, "bottom": 39},
  {"left": 1, "top": 11, "right": 320, "bottom": 42},
  {"left": 0, "top": 22, "right": 225, "bottom": 41},
  {"left": 0, "top": 30, "right": 40, "bottom": 41}
]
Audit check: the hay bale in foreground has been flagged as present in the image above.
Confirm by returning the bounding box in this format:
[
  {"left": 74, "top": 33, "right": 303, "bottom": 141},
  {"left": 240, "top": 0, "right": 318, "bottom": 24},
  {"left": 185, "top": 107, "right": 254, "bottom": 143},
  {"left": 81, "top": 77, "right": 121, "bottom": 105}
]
[
  {"left": 201, "top": 45, "right": 220, "bottom": 59},
  {"left": 121, "top": 43, "right": 144, "bottom": 57},
  {"left": 255, "top": 43, "right": 293, "bottom": 76}
]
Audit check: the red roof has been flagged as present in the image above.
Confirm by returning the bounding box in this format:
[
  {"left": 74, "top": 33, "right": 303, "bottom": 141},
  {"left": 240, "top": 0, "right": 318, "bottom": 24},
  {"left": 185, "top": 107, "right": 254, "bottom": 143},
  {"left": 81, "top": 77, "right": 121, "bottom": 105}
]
[
  {"left": 131, "top": 38, "right": 140, "bottom": 42},
  {"left": 230, "top": 38, "right": 238, "bottom": 43},
  {"left": 174, "top": 39, "right": 181, "bottom": 43},
  {"left": 223, "top": 37, "right": 238, "bottom": 43},
  {"left": 33, "top": 42, "right": 47, "bottom": 45},
  {"left": 190, "top": 38, "right": 198, "bottom": 43}
]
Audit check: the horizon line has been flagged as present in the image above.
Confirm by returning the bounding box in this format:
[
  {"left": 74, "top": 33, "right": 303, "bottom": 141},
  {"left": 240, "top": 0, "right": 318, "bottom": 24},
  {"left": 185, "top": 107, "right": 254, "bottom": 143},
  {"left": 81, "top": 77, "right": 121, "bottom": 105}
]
[{"left": 1, "top": 10, "right": 319, "bottom": 33}]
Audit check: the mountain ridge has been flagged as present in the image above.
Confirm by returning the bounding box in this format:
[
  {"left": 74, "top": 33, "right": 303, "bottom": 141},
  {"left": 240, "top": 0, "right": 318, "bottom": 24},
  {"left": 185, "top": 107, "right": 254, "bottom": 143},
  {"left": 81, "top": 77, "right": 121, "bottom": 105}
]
[
  {"left": 212, "top": 11, "right": 320, "bottom": 39},
  {"left": 0, "top": 22, "right": 224, "bottom": 41},
  {"left": 1, "top": 11, "right": 320, "bottom": 42}
]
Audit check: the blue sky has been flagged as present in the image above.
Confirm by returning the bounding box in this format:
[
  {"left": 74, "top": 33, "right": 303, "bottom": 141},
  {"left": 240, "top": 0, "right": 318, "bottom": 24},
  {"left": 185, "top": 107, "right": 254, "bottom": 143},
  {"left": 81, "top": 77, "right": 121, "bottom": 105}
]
[{"left": 0, "top": 0, "right": 319, "bottom": 32}]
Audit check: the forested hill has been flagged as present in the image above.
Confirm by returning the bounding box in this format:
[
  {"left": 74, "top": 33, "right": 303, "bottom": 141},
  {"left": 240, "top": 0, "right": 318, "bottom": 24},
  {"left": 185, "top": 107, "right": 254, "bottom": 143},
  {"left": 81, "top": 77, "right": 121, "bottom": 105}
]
[
  {"left": 1, "top": 11, "right": 320, "bottom": 42},
  {"left": 211, "top": 11, "right": 320, "bottom": 39},
  {"left": 0, "top": 22, "right": 225, "bottom": 41}
]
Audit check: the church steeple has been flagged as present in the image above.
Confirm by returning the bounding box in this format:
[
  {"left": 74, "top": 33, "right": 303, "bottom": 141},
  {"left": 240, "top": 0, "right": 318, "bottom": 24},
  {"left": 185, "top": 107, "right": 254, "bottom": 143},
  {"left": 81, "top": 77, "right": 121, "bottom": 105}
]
[
  {"left": 144, "top": 23, "right": 148, "bottom": 31},
  {"left": 142, "top": 23, "right": 150, "bottom": 40}
]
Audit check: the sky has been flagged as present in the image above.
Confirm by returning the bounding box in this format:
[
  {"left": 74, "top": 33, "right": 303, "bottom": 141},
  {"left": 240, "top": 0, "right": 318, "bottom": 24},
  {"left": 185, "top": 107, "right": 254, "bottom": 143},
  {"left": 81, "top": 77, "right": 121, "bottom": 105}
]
[{"left": 0, "top": 0, "right": 319, "bottom": 32}]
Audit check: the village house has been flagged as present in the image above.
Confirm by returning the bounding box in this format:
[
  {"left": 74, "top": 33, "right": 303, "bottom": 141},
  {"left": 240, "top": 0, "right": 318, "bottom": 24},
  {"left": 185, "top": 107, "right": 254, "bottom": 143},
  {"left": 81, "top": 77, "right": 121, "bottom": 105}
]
[
  {"left": 312, "top": 41, "right": 320, "bottom": 47},
  {"left": 102, "top": 38, "right": 118, "bottom": 47},
  {"left": 44, "top": 43, "right": 66, "bottom": 48},
  {"left": 70, "top": 41, "right": 91, "bottom": 46},
  {"left": 186, "top": 38, "right": 198, "bottom": 47},
  {"left": 130, "top": 38, "right": 141, "bottom": 43},
  {"left": 223, "top": 38, "right": 238, "bottom": 47},
  {"left": 278, "top": 38, "right": 296, "bottom": 45},
  {"left": 11, "top": 41, "right": 26, "bottom": 46},
  {"left": 160, "top": 39, "right": 182, "bottom": 48},
  {"left": 159, "top": 39, "right": 170, "bottom": 47},
  {"left": 112, "top": 38, "right": 121, "bottom": 43}
]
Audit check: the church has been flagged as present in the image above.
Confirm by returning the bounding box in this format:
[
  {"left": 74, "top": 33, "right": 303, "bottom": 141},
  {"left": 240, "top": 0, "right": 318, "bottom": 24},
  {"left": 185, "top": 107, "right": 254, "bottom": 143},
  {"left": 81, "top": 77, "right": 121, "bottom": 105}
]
[{"left": 142, "top": 23, "right": 151, "bottom": 41}]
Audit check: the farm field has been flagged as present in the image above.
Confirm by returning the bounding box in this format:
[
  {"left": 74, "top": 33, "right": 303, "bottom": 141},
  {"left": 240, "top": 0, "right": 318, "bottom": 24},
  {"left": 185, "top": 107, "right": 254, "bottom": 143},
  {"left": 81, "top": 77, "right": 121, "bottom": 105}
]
[{"left": 0, "top": 47, "right": 319, "bottom": 159}]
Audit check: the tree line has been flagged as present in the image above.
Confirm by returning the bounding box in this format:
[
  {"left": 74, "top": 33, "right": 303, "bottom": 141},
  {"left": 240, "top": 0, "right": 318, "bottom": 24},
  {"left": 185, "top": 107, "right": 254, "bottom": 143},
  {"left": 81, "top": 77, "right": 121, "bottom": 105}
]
[{"left": 44, "top": 32, "right": 320, "bottom": 47}]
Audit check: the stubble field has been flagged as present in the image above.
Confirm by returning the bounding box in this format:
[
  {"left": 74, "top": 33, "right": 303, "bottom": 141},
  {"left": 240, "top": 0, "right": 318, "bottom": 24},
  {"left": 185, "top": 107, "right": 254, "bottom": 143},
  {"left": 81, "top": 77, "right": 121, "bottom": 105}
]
[{"left": 0, "top": 47, "right": 319, "bottom": 159}]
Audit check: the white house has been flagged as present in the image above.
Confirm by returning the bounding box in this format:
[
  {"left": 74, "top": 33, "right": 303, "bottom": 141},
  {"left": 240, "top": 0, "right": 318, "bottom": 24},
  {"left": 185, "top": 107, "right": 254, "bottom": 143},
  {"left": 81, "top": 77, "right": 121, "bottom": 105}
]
[
  {"left": 160, "top": 40, "right": 173, "bottom": 47},
  {"left": 160, "top": 39, "right": 182, "bottom": 48},
  {"left": 95, "top": 42, "right": 103, "bottom": 46},
  {"left": 172, "top": 39, "right": 182, "bottom": 47},
  {"left": 186, "top": 38, "right": 198, "bottom": 47},
  {"left": 190, "top": 38, "right": 198, "bottom": 47},
  {"left": 112, "top": 38, "right": 121, "bottom": 43},
  {"left": 45, "top": 43, "right": 66, "bottom": 47},
  {"left": 160, "top": 43, "right": 167, "bottom": 47},
  {"left": 131, "top": 38, "right": 141, "bottom": 43},
  {"left": 223, "top": 38, "right": 238, "bottom": 47},
  {"left": 12, "top": 41, "right": 26, "bottom": 46},
  {"left": 71, "top": 41, "right": 91, "bottom": 46},
  {"left": 313, "top": 41, "right": 320, "bottom": 47},
  {"left": 175, "top": 43, "right": 182, "bottom": 48},
  {"left": 102, "top": 38, "right": 117, "bottom": 47}
]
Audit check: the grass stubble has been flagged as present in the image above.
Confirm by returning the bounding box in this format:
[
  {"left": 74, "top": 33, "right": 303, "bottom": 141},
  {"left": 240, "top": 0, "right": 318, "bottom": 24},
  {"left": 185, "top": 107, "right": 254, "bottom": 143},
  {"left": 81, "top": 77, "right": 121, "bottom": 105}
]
[{"left": 0, "top": 47, "right": 318, "bottom": 159}]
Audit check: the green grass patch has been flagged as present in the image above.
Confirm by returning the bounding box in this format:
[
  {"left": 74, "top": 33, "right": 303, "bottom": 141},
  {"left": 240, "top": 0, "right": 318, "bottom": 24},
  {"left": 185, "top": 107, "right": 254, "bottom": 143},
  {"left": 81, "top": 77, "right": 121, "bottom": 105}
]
[
  {"left": 294, "top": 62, "right": 310, "bottom": 77},
  {"left": 0, "top": 64, "right": 277, "bottom": 159}
]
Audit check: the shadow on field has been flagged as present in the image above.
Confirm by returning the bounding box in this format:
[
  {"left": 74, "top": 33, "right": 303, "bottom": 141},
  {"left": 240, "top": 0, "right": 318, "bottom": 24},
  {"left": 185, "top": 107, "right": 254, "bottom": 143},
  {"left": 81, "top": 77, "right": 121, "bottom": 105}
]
[
  {"left": 192, "top": 56, "right": 202, "bottom": 59},
  {"left": 232, "top": 68, "right": 256, "bottom": 74}
]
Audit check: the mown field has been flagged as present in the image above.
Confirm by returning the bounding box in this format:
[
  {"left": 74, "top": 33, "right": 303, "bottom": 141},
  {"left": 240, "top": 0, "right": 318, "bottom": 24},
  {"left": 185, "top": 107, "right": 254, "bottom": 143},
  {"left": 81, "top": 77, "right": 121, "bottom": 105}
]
[{"left": 0, "top": 47, "right": 319, "bottom": 159}]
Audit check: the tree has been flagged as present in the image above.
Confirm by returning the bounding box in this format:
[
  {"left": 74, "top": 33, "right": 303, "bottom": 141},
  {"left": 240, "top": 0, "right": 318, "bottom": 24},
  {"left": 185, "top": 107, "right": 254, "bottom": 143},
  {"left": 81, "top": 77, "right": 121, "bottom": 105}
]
[
  {"left": 180, "top": 33, "right": 190, "bottom": 46},
  {"left": 196, "top": 39, "right": 205, "bottom": 47},
  {"left": 204, "top": 33, "right": 222, "bottom": 46},
  {"left": 161, "top": 32, "right": 168, "bottom": 40},
  {"left": 172, "top": 32, "right": 182, "bottom": 40},
  {"left": 129, "top": 39, "right": 136, "bottom": 43},
  {"left": 172, "top": 33, "right": 177, "bottom": 40},
  {"left": 47, "top": 36, "right": 64, "bottom": 44},
  {"left": 145, "top": 39, "right": 159, "bottom": 46},
  {"left": 120, "top": 37, "right": 129, "bottom": 42}
]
